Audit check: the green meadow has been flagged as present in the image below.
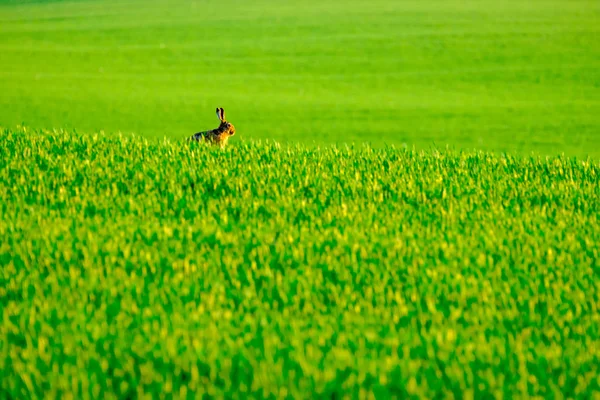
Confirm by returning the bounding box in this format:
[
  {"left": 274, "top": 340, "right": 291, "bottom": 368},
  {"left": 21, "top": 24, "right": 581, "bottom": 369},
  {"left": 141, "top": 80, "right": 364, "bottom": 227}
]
[
  {"left": 1, "top": 0, "right": 599, "bottom": 155},
  {"left": 1, "top": 0, "right": 600, "bottom": 398},
  {"left": 1, "top": 128, "right": 599, "bottom": 397}
]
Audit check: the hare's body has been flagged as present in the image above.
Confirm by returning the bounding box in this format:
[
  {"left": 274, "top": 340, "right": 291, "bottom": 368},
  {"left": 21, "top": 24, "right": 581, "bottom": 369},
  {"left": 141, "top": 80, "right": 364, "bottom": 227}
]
[
  {"left": 191, "top": 126, "right": 232, "bottom": 147},
  {"left": 190, "top": 108, "right": 235, "bottom": 148}
]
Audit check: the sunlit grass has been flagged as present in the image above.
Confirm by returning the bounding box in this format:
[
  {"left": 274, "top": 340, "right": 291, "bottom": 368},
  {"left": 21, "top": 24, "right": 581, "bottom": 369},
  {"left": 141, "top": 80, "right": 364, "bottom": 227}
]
[{"left": 1, "top": 128, "right": 599, "bottom": 397}]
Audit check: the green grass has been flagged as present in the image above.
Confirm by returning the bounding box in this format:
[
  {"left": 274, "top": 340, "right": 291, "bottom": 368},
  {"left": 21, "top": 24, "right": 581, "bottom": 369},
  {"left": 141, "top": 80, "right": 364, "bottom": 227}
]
[
  {"left": 1, "top": 0, "right": 599, "bottom": 156},
  {"left": 1, "top": 127, "right": 599, "bottom": 398},
  {"left": 1, "top": 0, "right": 599, "bottom": 397}
]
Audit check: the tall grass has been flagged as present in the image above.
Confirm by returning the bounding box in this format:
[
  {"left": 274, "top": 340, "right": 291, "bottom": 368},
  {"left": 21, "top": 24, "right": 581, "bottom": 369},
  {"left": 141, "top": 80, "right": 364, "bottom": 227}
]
[{"left": 1, "top": 127, "right": 599, "bottom": 398}]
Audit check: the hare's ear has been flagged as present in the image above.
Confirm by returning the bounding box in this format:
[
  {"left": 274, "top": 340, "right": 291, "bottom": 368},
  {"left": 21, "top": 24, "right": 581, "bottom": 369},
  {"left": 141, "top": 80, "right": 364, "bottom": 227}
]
[
  {"left": 219, "top": 108, "right": 226, "bottom": 121},
  {"left": 216, "top": 108, "right": 221, "bottom": 121}
]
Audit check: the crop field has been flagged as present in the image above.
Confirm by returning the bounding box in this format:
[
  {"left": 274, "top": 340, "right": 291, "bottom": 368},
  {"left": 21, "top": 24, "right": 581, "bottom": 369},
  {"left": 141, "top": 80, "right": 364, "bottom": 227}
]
[
  {"left": 0, "top": 0, "right": 599, "bottom": 156},
  {"left": 1, "top": 128, "right": 599, "bottom": 397},
  {"left": 1, "top": 0, "right": 600, "bottom": 398}
]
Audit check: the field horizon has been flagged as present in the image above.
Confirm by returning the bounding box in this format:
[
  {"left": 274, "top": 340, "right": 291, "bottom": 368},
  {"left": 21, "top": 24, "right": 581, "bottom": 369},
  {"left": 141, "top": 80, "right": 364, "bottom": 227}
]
[{"left": 4, "top": 123, "right": 600, "bottom": 161}]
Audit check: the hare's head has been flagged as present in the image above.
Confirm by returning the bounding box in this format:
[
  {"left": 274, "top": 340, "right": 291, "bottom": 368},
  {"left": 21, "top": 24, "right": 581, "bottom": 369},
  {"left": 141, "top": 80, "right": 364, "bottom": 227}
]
[{"left": 216, "top": 107, "right": 235, "bottom": 137}]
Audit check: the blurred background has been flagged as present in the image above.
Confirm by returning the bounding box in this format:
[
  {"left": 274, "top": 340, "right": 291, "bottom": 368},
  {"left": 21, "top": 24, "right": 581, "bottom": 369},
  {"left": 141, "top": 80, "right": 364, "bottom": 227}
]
[{"left": 1, "top": 0, "right": 598, "bottom": 156}]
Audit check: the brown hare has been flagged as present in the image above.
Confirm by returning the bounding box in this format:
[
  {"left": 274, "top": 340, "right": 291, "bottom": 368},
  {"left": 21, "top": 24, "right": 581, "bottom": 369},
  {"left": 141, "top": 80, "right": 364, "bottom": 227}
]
[{"left": 189, "top": 107, "right": 235, "bottom": 147}]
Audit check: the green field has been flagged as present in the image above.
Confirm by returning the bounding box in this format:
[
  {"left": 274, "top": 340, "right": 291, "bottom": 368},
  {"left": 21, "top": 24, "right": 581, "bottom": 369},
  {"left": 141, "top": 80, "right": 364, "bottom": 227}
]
[
  {"left": 1, "top": 128, "right": 599, "bottom": 397},
  {"left": 1, "top": 0, "right": 600, "bottom": 398},
  {"left": 1, "top": 0, "right": 599, "bottom": 156}
]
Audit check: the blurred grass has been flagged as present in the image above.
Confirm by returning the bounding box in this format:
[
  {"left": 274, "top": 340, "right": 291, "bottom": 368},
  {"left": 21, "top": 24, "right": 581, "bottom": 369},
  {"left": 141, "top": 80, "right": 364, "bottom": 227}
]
[
  {"left": 1, "top": 128, "right": 599, "bottom": 397},
  {"left": 0, "top": 0, "right": 599, "bottom": 156}
]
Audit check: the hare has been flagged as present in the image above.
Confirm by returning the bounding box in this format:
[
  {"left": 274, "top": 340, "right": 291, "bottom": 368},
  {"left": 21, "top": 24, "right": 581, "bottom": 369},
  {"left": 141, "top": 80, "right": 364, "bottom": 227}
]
[{"left": 189, "top": 107, "right": 236, "bottom": 147}]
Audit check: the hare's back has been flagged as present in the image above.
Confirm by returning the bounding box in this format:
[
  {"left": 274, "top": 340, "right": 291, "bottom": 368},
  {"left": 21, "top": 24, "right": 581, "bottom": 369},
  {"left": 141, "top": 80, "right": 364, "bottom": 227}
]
[{"left": 191, "top": 130, "right": 215, "bottom": 141}]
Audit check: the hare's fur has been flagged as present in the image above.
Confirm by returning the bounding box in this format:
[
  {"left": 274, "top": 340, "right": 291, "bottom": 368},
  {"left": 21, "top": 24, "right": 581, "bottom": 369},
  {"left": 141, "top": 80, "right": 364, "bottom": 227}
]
[{"left": 190, "top": 107, "right": 235, "bottom": 147}]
